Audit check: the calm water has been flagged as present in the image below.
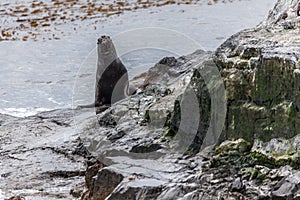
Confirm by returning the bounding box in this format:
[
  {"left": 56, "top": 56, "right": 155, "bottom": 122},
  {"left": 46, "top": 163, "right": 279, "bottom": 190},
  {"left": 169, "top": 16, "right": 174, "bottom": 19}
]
[{"left": 0, "top": 0, "right": 276, "bottom": 117}]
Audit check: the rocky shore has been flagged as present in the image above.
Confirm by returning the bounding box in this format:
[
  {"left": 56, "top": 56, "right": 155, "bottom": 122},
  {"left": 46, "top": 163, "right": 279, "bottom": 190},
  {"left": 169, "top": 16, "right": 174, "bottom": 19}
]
[{"left": 2, "top": 0, "right": 300, "bottom": 199}]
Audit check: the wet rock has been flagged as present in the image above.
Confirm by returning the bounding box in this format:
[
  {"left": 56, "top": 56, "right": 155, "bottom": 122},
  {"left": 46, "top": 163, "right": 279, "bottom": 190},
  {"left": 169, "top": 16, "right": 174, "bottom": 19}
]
[
  {"left": 157, "top": 184, "right": 199, "bottom": 200},
  {"left": 231, "top": 177, "right": 244, "bottom": 192},
  {"left": 216, "top": 138, "right": 251, "bottom": 155},
  {"left": 70, "top": 182, "right": 85, "bottom": 198},
  {"left": 73, "top": 139, "right": 91, "bottom": 158},
  {"left": 130, "top": 143, "right": 162, "bottom": 153},
  {"left": 272, "top": 171, "right": 300, "bottom": 199},
  {"left": 214, "top": 0, "right": 300, "bottom": 143},
  {"left": 251, "top": 137, "right": 300, "bottom": 169},
  {"left": 158, "top": 56, "right": 178, "bottom": 67},
  {"left": 165, "top": 58, "right": 226, "bottom": 154},
  {"left": 259, "top": 0, "right": 299, "bottom": 27},
  {"left": 0, "top": 109, "right": 87, "bottom": 199},
  {"left": 107, "top": 130, "right": 126, "bottom": 142},
  {"left": 108, "top": 182, "right": 163, "bottom": 200},
  {"left": 85, "top": 161, "right": 105, "bottom": 189},
  {"left": 6, "top": 196, "right": 25, "bottom": 200},
  {"left": 282, "top": 21, "right": 296, "bottom": 29},
  {"left": 87, "top": 168, "right": 124, "bottom": 200},
  {"left": 98, "top": 111, "right": 118, "bottom": 127}
]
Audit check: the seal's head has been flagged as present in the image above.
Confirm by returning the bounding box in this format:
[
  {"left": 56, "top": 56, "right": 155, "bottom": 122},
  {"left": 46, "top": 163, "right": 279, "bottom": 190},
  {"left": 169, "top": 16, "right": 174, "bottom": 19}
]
[
  {"left": 97, "top": 35, "right": 116, "bottom": 55},
  {"left": 97, "top": 35, "right": 110, "bottom": 44},
  {"left": 97, "top": 35, "right": 118, "bottom": 70}
]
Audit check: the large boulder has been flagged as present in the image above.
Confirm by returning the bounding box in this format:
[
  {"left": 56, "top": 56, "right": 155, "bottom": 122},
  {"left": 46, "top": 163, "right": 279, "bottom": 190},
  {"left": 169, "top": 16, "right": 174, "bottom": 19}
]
[{"left": 214, "top": 0, "right": 300, "bottom": 143}]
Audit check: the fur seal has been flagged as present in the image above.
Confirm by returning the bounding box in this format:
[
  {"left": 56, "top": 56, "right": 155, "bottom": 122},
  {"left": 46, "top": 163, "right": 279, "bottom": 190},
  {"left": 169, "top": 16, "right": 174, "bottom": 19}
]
[
  {"left": 94, "top": 35, "right": 129, "bottom": 107},
  {"left": 78, "top": 35, "right": 134, "bottom": 110}
]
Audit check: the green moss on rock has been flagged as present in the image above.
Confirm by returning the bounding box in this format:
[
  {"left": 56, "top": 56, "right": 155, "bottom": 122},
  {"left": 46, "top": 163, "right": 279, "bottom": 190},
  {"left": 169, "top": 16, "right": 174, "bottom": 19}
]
[
  {"left": 216, "top": 138, "right": 251, "bottom": 155},
  {"left": 250, "top": 151, "right": 300, "bottom": 169}
]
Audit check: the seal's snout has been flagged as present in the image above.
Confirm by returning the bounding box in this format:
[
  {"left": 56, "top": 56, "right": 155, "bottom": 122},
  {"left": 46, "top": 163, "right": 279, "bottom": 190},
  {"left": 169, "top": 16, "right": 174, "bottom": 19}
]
[{"left": 97, "top": 35, "right": 111, "bottom": 44}]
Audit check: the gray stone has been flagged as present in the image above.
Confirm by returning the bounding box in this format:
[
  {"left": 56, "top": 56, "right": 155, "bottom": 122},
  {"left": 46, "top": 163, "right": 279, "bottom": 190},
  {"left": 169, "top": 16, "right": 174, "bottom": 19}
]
[
  {"left": 272, "top": 172, "right": 300, "bottom": 199},
  {"left": 231, "top": 177, "right": 244, "bottom": 192}
]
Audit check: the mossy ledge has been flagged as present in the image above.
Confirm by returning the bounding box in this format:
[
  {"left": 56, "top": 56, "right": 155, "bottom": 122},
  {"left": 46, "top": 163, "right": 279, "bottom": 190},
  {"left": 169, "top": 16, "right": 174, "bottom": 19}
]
[{"left": 213, "top": 1, "right": 300, "bottom": 144}]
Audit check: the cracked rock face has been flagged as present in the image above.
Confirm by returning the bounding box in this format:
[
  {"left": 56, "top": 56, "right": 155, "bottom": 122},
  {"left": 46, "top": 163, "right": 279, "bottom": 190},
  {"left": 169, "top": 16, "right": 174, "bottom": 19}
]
[
  {"left": 0, "top": 109, "right": 88, "bottom": 199},
  {"left": 214, "top": 0, "right": 300, "bottom": 143}
]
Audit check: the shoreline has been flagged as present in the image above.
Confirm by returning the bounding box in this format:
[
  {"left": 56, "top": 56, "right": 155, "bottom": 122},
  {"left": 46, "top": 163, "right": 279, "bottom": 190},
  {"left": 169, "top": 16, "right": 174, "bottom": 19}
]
[{"left": 0, "top": 0, "right": 255, "bottom": 42}]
